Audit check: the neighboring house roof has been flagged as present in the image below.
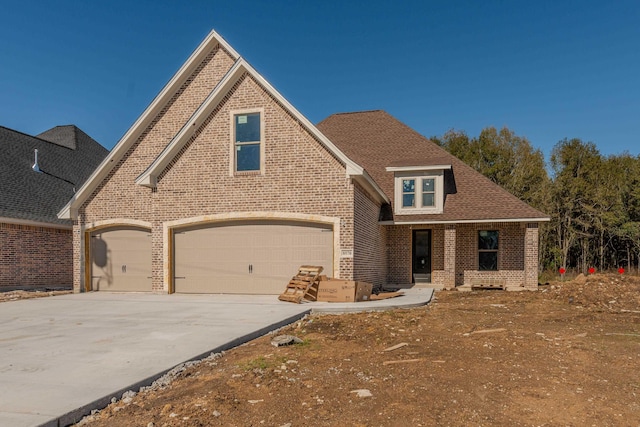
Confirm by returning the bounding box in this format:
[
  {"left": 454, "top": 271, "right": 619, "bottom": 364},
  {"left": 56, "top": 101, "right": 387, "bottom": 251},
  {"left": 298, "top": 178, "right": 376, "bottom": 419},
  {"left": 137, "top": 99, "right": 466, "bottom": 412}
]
[
  {"left": 0, "top": 125, "right": 108, "bottom": 226},
  {"left": 317, "top": 110, "right": 549, "bottom": 223}
]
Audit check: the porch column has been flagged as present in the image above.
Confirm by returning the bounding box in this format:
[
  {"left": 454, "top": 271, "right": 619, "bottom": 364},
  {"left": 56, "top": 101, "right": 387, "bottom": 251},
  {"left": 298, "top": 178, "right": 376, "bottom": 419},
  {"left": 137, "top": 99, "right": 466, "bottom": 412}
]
[
  {"left": 524, "top": 223, "right": 539, "bottom": 289},
  {"left": 444, "top": 224, "right": 456, "bottom": 289}
]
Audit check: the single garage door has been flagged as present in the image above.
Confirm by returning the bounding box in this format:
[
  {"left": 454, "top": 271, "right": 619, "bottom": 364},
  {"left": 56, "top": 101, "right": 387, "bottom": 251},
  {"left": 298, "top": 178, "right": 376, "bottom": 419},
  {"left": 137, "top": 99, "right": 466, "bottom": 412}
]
[
  {"left": 90, "top": 227, "right": 152, "bottom": 292},
  {"left": 173, "top": 220, "right": 333, "bottom": 294}
]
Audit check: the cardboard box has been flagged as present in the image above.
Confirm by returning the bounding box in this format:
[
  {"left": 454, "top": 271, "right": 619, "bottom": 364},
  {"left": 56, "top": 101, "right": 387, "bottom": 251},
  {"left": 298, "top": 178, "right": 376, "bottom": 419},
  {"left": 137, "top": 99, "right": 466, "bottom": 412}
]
[{"left": 316, "top": 280, "right": 373, "bottom": 302}]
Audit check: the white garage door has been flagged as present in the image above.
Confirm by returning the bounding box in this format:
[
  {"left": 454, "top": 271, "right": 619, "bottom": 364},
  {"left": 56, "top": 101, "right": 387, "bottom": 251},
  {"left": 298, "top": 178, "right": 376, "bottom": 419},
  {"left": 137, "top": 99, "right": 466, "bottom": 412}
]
[
  {"left": 90, "top": 227, "right": 152, "bottom": 292},
  {"left": 173, "top": 220, "right": 333, "bottom": 294}
]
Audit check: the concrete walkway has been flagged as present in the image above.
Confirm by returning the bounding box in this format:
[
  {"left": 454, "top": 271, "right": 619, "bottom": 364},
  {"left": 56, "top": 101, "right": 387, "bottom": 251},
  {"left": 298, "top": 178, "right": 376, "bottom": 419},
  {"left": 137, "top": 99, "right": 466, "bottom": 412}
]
[{"left": 0, "top": 289, "right": 432, "bottom": 427}]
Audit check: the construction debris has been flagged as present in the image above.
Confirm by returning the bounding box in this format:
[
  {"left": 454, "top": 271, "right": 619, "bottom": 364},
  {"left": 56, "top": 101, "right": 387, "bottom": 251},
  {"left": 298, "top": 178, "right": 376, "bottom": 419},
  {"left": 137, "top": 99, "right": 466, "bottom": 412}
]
[
  {"left": 383, "top": 342, "right": 408, "bottom": 352},
  {"left": 278, "top": 266, "right": 323, "bottom": 303},
  {"left": 382, "top": 358, "right": 425, "bottom": 366},
  {"left": 271, "top": 335, "right": 304, "bottom": 347}
]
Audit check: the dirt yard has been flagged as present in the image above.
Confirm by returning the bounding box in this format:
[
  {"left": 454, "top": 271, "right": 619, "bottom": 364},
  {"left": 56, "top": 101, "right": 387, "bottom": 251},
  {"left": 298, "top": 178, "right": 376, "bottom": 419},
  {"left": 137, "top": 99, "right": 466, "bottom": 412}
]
[{"left": 75, "top": 274, "right": 640, "bottom": 426}]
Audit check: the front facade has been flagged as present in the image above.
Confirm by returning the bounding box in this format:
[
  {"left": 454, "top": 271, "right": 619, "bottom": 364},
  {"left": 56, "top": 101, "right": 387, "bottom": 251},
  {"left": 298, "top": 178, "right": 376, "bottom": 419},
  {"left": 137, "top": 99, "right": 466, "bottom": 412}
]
[{"left": 60, "top": 31, "right": 548, "bottom": 294}]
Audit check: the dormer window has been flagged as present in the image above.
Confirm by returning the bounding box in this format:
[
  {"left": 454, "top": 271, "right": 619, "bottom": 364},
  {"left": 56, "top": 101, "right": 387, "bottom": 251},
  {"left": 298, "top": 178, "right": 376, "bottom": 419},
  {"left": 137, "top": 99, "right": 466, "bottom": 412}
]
[{"left": 386, "top": 164, "right": 451, "bottom": 215}]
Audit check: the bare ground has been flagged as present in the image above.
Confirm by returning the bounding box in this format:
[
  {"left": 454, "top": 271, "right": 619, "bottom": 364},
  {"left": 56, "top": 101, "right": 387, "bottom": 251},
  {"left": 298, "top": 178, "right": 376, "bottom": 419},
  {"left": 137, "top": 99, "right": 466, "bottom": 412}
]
[{"left": 62, "top": 274, "right": 640, "bottom": 426}]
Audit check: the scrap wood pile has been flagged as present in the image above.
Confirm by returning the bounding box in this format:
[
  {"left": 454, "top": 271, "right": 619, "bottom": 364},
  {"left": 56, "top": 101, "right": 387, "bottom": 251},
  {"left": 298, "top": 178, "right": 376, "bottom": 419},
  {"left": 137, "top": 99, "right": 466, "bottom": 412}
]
[{"left": 278, "top": 265, "right": 403, "bottom": 304}]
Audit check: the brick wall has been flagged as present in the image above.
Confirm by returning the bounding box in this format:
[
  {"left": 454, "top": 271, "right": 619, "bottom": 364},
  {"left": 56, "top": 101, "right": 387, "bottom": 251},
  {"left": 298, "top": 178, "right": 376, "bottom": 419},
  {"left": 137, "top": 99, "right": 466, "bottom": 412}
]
[
  {"left": 353, "top": 183, "right": 387, "bottom": 288},
  {"left": 1, "top": 223, "right": 72, "bottom": 288},
  {"left": 75, "top": 47, "right": 356, "bottom": 292},
  {"left": 387, "top": 222, "right": 538, "bottom": 289},
  {"left": 455, "top": 222, "right": 526, "bottom": 288}
]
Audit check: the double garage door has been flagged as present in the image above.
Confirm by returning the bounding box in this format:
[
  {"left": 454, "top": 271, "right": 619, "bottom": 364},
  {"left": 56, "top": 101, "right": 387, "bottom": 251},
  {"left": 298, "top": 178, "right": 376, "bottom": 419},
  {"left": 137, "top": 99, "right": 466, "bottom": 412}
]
[{"left": 90, "top": 221, "right": 333, "bottom": 294}]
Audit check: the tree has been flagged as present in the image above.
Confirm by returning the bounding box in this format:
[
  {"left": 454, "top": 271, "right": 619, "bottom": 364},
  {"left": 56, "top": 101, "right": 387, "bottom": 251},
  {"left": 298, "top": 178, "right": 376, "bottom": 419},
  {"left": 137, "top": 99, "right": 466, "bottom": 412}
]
[{"left": 549, "top": 138, "right": 601, "bottom": 271}]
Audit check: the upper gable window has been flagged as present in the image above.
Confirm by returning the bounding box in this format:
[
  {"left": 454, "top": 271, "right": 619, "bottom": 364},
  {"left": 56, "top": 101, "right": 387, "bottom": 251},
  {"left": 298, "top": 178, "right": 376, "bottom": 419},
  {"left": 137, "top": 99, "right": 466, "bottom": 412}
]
[{"left": 233, "top": 111, "right": 263, "bottom": 173}]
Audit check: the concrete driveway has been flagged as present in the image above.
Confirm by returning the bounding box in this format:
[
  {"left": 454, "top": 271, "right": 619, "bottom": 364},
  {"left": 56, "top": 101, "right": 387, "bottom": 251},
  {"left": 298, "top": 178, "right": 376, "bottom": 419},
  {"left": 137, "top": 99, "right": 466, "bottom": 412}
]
[{"left": 0, "top": 293, "right": 311, "bottom": 427}]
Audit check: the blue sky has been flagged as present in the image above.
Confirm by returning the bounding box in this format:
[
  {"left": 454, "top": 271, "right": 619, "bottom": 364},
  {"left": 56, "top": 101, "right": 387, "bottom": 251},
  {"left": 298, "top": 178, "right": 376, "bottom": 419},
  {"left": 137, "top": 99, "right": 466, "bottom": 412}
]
[{"left": 1, "top": 1, "right": 638, "bottom": 159}]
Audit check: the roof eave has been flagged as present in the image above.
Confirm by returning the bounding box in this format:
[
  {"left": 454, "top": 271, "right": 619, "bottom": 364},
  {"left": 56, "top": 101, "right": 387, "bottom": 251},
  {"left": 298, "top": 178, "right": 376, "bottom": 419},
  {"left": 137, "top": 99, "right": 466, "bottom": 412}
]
[
  {"left": 385, "top": 165, "right": 452, "bottom": 172},
  {"left": 349, "top": 166, "right": 390, "bottom": 205},
  {"left": 379, "top": 216, "right": 551, "bottom": 225}
]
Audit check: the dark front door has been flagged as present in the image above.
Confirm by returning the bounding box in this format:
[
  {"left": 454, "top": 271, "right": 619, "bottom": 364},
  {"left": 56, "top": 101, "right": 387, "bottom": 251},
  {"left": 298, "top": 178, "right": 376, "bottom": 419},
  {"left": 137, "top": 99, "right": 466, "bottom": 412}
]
[{"left": 412, "top": 229, "right": 432, "bottom": 283}]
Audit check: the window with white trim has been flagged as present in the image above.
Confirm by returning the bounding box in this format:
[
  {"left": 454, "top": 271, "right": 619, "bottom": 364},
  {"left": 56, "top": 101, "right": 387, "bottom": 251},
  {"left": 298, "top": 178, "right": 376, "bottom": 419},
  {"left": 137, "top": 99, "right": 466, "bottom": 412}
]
[{"left": 393, "top": 170, "right": 445, "bottom": 214}]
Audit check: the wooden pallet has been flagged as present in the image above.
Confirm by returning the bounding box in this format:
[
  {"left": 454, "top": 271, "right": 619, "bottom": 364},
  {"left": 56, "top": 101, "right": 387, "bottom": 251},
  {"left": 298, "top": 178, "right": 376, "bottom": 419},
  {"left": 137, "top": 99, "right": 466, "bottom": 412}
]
[{"left": 278, "top": 265, "right": 324, "bottom": 303}]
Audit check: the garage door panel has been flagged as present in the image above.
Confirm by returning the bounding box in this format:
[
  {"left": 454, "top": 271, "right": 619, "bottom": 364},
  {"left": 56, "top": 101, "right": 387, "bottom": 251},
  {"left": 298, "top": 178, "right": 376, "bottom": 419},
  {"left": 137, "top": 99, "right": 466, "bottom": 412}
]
[
  {"left": 91, "top": 228, "right": 152, "bottom": 292},
  {"left": 174, "top": 221, "right": 333, "bottom": 294}
]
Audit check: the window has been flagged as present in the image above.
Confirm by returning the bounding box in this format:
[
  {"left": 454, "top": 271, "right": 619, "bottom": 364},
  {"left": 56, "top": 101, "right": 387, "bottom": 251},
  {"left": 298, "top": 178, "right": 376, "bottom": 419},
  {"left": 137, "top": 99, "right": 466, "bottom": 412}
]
[
  {"left": 422, "top": 178, "right": 435, "bottom": 207},
  {"left": 387, "top": 166, "right": 449, "bottom": 215},
  {"left": 402, "top": 179, "right": 415, "bottom": 207},
  {"left": 478, "top": 230, "right": 498, "bottom": 271},
  {"left": 234, "top": 112, "right": 261, "bottom": 172}
]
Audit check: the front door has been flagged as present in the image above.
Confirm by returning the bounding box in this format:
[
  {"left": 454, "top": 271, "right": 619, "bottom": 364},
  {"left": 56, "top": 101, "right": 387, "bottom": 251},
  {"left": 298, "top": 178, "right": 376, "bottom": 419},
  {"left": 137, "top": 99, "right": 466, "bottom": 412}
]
[{"left": 412, "top": 229, "right": 431, "bottom": 283}]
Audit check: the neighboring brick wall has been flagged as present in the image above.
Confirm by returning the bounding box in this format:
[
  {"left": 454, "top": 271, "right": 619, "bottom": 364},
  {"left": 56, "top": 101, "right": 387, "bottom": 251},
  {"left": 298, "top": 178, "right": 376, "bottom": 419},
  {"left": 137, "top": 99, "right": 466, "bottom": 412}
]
[
  {"left": 1, "top": 223, "right": 72, "bottom": 288},
  {"left": 74, "top": 48, "right": 356, "bottom": 292},
  {"left": 353, "top": 183, "right": 386, "bottom": 288}
]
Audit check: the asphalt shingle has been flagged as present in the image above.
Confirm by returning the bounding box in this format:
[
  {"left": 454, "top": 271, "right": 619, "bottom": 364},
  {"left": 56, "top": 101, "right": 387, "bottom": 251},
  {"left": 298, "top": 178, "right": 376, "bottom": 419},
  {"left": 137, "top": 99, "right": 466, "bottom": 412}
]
[
  {"left": 317, "top": 110, "right": 548, "bottom": 222},
  {"left": 0, "top": 125, "right": 108, "bottom": 225}
]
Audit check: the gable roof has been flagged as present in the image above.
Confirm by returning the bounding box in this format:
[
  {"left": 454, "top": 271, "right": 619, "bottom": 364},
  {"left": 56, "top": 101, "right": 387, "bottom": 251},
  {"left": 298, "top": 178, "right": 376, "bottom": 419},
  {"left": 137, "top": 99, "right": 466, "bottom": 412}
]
[
  {"left": 59, "top": 30, "right": 388, "bottom": 220},
  {"left": 58, "top": 31, "right": 241, "bottom": 220},
  {"left": 316, "top": 110, "right": 549, "bottom": 223},
  {"left": 134, "top": 58, "right": 387, "bottom": 204},
  {"left": 0, "top": 125, "right": 107, "bottom": 226}
]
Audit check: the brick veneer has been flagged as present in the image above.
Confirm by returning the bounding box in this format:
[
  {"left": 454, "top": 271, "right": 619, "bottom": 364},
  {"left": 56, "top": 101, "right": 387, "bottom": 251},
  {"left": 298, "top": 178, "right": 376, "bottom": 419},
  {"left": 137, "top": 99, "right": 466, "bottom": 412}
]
[
  {"left": 1, "top": 223, "right": 71, "bottom": 287},
  {"left": 74, "top": 46, "right": 358, "bottom": 292},
  {"left": 353, "top": 183, "right": 387, "bottom": 288},
  {"left": 70, "top": 39, "right": 542, "bottom": 293},
  {"left": 387, "top": 222, "right": 540, "bottom": 289}
]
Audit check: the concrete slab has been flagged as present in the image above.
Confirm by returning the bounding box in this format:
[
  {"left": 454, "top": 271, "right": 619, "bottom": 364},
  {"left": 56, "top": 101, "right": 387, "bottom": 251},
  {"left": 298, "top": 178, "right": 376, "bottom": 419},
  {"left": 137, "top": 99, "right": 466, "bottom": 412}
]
[
  {"left": 306, "top": 288, "right": 434, "bottom": 313},
  {"left": 0, "top": 289, "right": 434, "bottom": 427},
  {"left": 0, "top": 293, "right": 310, "bottom": 427}
]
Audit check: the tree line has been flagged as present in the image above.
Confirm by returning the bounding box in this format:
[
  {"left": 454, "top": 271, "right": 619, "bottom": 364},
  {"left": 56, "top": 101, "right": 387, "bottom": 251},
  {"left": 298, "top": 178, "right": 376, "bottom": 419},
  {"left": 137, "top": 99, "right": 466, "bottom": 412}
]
[{"left": 431, "top": 128, "right": 640, "bottom": 274}]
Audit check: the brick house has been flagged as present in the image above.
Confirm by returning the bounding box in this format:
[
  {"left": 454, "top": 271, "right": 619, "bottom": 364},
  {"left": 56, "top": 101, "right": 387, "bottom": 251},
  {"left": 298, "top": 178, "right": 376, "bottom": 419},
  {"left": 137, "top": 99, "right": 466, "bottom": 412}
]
[
  {"left": 1, "top": 125, "right": 107, "bottom": 288},
  {"left": 59, "top": 30, "right": 548, "bottom": 294}
]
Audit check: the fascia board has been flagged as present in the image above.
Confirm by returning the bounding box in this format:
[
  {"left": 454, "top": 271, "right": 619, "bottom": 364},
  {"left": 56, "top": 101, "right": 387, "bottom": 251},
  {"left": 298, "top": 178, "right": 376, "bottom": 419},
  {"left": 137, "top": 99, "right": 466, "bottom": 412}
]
[
  {"left": 57, "top": 30, "right": 232, "bottom": 220},
  {"left": 379, "top": 217, "right": 551, "bottom": 225},
  {"left": 136, "top": 60, "right": 245, "bottom": 187},
  {"left": 0, "top": 216, "right": 72, "bottom": 230},
  {"left": 385, "top": 165, "right": 452, "bottom": 172}
]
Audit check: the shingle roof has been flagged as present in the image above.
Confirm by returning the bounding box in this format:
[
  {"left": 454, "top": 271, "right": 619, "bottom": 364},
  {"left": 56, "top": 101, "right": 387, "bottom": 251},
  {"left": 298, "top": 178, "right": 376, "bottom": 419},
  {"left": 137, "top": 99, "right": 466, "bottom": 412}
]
[
  {"left": 317, "top": 110, "right": 549, "bottom": 222},
  {"left": 0, "top": 125, "right": 108, "bottom": 225}
]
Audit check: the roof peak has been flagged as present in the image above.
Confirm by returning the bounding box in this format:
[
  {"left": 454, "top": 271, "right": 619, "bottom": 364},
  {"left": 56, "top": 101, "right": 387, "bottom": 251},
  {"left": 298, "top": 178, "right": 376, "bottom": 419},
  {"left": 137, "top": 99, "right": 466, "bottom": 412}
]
[{"left": 329, "top": 109, "right": 386, "bottom": 116}]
